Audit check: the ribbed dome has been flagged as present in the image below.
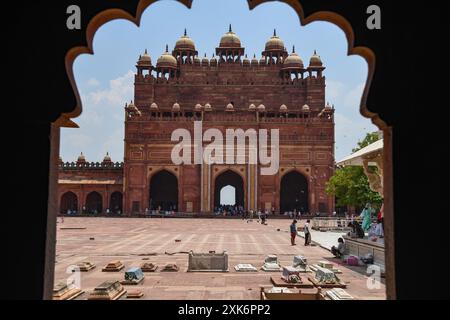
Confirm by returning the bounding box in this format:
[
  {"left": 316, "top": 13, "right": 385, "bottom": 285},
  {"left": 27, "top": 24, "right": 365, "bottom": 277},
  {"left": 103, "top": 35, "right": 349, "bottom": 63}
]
[
  {"left": 126, "top": 101, "right": 138, "bottom": 111},
  {"left": 309, "top": 50, "right": 323, "bottom": 67},
  {"left": 280, "top": 104, "right": 288, "bottom": 112},
  {"left": 103, "top": 152, "right": 112, "bottom": 162},
  {"left": 248, "top": 104, "right": 256, "bottom": 110},
  {"left": 251, "top": 54, "right": 259, "bottom": 66},
  {"left": 257, "top": 104, "right": 266, "bottom": 111},
  {"left": 302, "top": 104, "right": 310, "bottom": 112},
  {"left": 156, "top": 45, "right": 178, "bottom": 69},
  {"left": 202, "top": 53, "right": 209, "bottom": 66},
  {"left": 150, "top": 103, "right": 159, "bottom": 110},
  {"left": 195, "top": 104, "right": 203, "bottom": 111},
  {"left": 210, "top": 54, "right": 218, "bottom": 66},
  {"left": 226, "top": 103, "right": 234, "bottom": 111},
  {"left": 172, "top": 102, "right": 181, "bottom": 111},
  {"left": 219, "top": 25, "right": 241, "bottom": 48},
  {"left": 175, "top": 29, "right": 196, "bottom": 51},
  {"left": 204, "top": 103, "right": 212, "bottom": 111},
  {"left": 193, "top": 55, "right": 201, "bottom": 65},
  {"left": 77, "top": 152, "right": 86, "bottom": 162},
  {"left": 283, "top": 46, "right": 304, "bottom": 69},
  {"left": 242, "top": 54, "right": 250, "bottom": 65},
  {"left": 138, "top": 49, "right": 152, "bottom": 66},
  {"left": 265, "top": 29, "right": 285, "bottom": 51}
]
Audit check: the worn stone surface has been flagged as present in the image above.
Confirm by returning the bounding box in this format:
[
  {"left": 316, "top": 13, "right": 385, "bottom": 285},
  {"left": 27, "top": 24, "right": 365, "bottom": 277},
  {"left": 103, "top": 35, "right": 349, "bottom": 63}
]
[{"left": 54, "top": 217, "right": 386, "bottom": 300}]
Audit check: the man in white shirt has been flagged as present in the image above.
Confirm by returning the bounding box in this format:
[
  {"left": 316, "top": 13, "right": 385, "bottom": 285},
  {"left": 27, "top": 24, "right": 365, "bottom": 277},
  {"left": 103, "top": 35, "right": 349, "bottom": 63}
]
[{"left": 304, "top": 219, "right": 311, "bottom": 246}]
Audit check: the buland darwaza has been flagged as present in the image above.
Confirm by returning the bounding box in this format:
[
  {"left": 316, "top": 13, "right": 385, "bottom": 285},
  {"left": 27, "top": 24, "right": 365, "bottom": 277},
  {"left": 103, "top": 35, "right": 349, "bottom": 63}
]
[{"left": 58, "top": 26, "right": 335, "bottom": 216}]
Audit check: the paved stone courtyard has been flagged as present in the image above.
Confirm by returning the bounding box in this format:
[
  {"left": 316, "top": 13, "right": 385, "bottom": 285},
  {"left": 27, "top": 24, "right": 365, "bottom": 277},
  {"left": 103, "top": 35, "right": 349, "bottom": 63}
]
[{"left": 54, "top": 217, "right": 386, "bottom": 300}]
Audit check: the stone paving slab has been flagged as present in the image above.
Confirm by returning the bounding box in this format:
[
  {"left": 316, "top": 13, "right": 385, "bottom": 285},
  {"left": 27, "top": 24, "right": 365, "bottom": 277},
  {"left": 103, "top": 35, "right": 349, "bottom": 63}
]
[{"left": 54, "top": 217, "right": 386, "bottom": 300}]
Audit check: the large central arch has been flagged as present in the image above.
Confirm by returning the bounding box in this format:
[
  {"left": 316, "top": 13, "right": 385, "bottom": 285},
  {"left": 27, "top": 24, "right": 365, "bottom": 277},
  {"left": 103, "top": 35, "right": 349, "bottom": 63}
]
[
  {"left": 149, "top": 170, "right": 178, "bottom": 211},
  {"left": 214, "top": 170, "right": 244, "bottom": 209},
  {"left": 280, "top": 171, "right": 309, "bottom": 214}
]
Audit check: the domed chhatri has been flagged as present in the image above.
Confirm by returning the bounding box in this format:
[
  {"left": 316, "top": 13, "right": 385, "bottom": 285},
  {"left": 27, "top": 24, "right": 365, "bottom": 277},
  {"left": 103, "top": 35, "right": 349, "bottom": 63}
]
[
  {"left": 216, "top": 25, "right": 245, "bottom": 62},
  {"left": 150, "top": 102, "right": 159, "bottom": 110},
  {"left": 248, "top": 104, "right": 256, "bottom": 111},
  {"left": 202, "top": 53, "right": 209, "bottom": 66},
  {"left": 77, "top": 152, "right": 86, "bottom": 164},
  {"left": 103, "top": 152, "right": 112, "bottom": 163},
  {"left": 219, "top": 24, "right": 242, "bottom": 48},
  {"left": 204, "top": 103, "right": 212, "bottom": 111},
  {"left": 265, "top": 29, "right": 285, "bottom": 52},
  {"left": 280, "top": 104, "right": 288, "bottom": 112},
  {"left": 250, "top": 54, "right": 259, "bottom": 66},
  {"left": 283, "top": 46, "right": 304, "bottom": 70},
  {"left": 242, "top": 54, "right": 250, "bottom": 66},
  {"left": 137, "top": 49, "right": 152, "bottom": 66},
  {"left": 175, "top": 29, "right": 196, "bottom": 51},
  {"left": 172, "top": 102, "right": 181, "bottom": 111},
  {"left": 309, "top": 50, "right": 323, "bottom": 67},
  {"left": 262, "top": 29, "right": 288, "bottom": 65},
  {"left": 226, "top": 103, "right": 234, "bottom": 112},
  {"left": 156, "top": 45, "right": 178, "bottom": 70},
  {"left": 302, "top": 104, "right": 311, "bottom": 112},
  {"left": 173, "top": 29, "right": 199, "bottom": 65}
]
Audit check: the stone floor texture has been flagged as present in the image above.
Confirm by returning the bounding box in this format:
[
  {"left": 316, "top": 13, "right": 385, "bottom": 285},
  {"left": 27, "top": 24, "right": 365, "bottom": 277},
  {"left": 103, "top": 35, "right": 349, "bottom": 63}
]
[{"left": 54, "top": 217, "right": 386, "bottom": 300}]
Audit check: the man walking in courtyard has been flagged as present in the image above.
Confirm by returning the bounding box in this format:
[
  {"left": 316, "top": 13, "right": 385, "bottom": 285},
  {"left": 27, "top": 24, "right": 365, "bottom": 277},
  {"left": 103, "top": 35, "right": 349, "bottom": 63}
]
[
  {"left": 304, "top": 219, "right": 311, "bottom": 246},
  {"left": 290, "top": 220, "right": 298, "bottom": 245}
]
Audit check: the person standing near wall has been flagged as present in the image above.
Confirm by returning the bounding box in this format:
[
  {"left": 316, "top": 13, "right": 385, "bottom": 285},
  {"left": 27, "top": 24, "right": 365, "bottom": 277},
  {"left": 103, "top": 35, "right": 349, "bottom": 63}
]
[
  {"left": 304, "top": 219, "right": 311, "bottom": 246},
  {"left": 290, "top": 220, "right": 298, "bottom": 245}
]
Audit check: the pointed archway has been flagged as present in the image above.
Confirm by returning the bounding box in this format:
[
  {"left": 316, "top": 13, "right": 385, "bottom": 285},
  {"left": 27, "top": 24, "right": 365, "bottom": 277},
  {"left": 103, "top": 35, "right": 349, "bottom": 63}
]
[
  {"left": 109, "top": 192, "right": 123, "bottom": 213},
  {"left": 214, "top": 170, "right": 244, "bottom": 209},
  {"left": 85, "top": 191, "right": 103, "bottom": 214},
  {"left": 280, "top": 171, "right": 309, "bottom": 214},
  {"left": 60, "top": 191, "right": 78, "bottom": 214},
  {"left": 149, "top": 170, "right": 178, "bottom": 211}
]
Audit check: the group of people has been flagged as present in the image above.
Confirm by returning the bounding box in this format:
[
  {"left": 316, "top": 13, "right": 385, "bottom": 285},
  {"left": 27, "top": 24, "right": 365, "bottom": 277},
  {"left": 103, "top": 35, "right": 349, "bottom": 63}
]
[
  {"left": 289, "top": 219, "right": 312, "bottom": 246},
  {"left": 214, "top": 205, "right": 245, "bottom": 216}
]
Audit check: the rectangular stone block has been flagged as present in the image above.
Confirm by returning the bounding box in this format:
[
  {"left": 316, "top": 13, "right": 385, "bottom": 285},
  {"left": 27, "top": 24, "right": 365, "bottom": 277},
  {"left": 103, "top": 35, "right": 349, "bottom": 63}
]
[{"left": 188, "top": 251, "right": 229, "bottom": 272}]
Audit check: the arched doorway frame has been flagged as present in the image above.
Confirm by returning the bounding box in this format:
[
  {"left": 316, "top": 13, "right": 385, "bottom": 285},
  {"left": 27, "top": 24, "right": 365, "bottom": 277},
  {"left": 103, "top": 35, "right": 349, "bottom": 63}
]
[
  {"left": 85, "top": 191, "right": 103, "bottom": 214},
  {"left": 148, "top": 168, "right": 180, "bottom": 212},
  {"left": 47, "top": 0, "right": 395, "bottom": 299},
  {"left": 59, "top": 191, "right": 79, "bottom": 214},
  {"left": 211, "top": 165, "right": 247, "bottom": 211},
  {"left": 109, "top": 191, "right": 123, "bottom": 213},
  {"left": 213, "top": 168, "right": 246, "bottom": 210},
  {"left": 279, "top": 168, "right": 310, "bottom": 214}
]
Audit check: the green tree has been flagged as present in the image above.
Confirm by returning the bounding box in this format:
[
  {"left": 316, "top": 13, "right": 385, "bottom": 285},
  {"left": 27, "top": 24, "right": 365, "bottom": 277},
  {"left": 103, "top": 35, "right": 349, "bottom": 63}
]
[
  {"left": 326, "top": 132, "right": 383, "bottom": 209},
  {"left": 352, "top": 132, "right": 381, "bottom": 153},
  {"left": 326, "top": 166, "right": 383, "bottom": 208}
]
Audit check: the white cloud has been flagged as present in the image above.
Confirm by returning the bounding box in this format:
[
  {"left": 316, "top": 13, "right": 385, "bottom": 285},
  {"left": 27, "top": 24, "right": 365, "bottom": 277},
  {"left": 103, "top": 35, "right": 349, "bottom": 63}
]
[
  {"left": 88, "top": 70, "right": 134, "bottom": 107},
  {"left": 87, "top": 78, "right": 100, "bottom": 87}
]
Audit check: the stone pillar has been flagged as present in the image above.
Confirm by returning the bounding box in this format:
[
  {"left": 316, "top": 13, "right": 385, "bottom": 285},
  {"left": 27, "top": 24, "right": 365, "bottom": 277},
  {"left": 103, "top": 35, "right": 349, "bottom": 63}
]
[{"left": 201, "top": 162, "right": 211, "bottom": 213}]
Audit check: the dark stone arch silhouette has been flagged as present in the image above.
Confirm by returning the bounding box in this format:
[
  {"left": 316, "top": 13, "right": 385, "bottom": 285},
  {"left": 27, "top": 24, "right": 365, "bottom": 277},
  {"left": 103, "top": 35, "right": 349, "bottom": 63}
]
[
  {"left": 149, "top": 170, "right": 178, "bottom": 211},
  {"left": 60, "top": 191, "right": 78, "bottom": 214},
  {"left": 109, "top": 192, "right": 123, "bottom": 213},
  {"left": 85, "top": 191, "right": 103, "bottom": 214},
  {"left": 280, "top": 171, "right": 309, "bottom": 214},
  {"left": 6, "top": 0, "right": 449, "bottom": 301}
]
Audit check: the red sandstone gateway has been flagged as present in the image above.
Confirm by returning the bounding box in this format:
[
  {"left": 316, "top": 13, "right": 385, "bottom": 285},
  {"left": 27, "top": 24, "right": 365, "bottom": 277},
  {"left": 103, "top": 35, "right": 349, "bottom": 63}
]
[{"left": 58, "top": 27, "right": 335, "bottom": 216}]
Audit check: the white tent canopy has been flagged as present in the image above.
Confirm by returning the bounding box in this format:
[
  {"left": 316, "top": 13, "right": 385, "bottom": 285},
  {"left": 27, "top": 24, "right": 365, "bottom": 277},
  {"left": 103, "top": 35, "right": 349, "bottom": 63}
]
[{"left": 337, "top": 139, "right": 383, "bottom": 166}]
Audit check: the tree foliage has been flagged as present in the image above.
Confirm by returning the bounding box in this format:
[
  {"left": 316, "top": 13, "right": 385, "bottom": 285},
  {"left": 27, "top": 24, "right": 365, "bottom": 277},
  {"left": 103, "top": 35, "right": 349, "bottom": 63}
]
[
  {"left": 352, "top": 132, "right": 381, "bottom": 153},
  {"left": 327, "top": 132, "right": 383, "bottom": 208},
  {"left": 326, "top": 166, "right": 383, "bottom": 208}
]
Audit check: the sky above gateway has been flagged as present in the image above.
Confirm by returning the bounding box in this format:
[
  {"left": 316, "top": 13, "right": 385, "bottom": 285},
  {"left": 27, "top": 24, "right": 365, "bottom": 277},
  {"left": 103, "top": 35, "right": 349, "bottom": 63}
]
[{"left": 61, "top": 0, "right": 377, "bottom": 163}]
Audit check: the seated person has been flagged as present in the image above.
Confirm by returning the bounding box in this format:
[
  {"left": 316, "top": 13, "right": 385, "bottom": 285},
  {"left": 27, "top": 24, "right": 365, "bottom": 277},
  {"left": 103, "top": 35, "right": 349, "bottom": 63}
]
[
  {"left": 331, "top": 238, "right": 345, "bottom": 258},
  {"left": 347, "top": 221, "right": 365, "bottom": 239}
]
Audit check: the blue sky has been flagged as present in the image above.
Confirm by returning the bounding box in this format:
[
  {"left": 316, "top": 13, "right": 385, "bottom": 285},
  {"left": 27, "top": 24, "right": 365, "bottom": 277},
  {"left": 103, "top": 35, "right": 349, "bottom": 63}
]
[{"left": 61, "top": 0, "right": 377, "bottom": 163}]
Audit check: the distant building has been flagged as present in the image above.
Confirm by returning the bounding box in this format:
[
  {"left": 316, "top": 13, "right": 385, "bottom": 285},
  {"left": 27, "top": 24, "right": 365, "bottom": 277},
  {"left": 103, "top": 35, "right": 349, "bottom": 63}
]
[{"left": 58, "top": 27, "right": 335, "bottom": 215}]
